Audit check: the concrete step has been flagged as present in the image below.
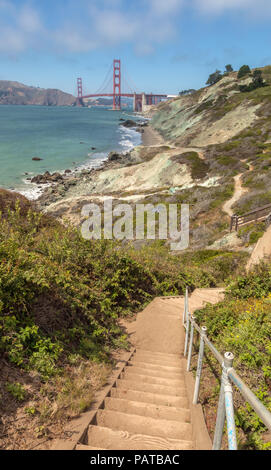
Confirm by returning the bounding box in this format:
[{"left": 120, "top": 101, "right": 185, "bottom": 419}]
[
  {"left": 128, "top": 360, "right": 184, "bottom": 373},
  {"left": 136, "top": 349, "right": 183, "bottom": 359},
  {"left": 115, "top": 379, "right": 186, "bottom": 396},
  {"left": 132, "top": 354, "right": 184, "bottom": 367},
  {"left": 145, "top": 312, "right": 181, "bottom": 319},
  {"left": 126, "top": 365, "right": 184, "bottom": 380},
  {"left": 87, "top": 425, "right": 193, "bottom": 450},
  {"left": 110, "top": 387, "right": 189, "bottom": 408},
  {"left": 121, "top": 371, "right": 185, "bottom": 387},
  {"left": 96, "top": 409, "right": 193, "bottom": 441},
  {"left": 104, "top": 397, "right": 191, "bottom": 423}
]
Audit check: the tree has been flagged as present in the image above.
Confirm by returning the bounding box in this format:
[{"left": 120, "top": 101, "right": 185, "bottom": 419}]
[
  {"left": 237, "top": 65, "right": 251, "bottom": 79},
  {"left": 206, "top": 70, "right": 223, "bottom": 86},
  {"left": 252, "top": 69, "right": 265, "bottom": 88},
  {"left": 239, "top": 69, "right": 266, "bottom": 93},
  {"left": 225, "top": 64, "right": 234, "bottom": 73},
  {"left": 179, "top": 89, "right": 196, "bottom": 96}
]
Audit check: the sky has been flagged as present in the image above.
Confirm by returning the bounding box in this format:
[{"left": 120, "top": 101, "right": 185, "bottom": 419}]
[{"left": 0, "top": 0, "right": 271, "bottom": 96}]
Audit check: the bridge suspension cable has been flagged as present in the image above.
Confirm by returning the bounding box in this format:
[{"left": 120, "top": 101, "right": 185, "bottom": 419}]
[
  {"left": 94, "top": 62, "right": 113, "bottom": 95},
  {"left": 122, "top": 64, "right": 140, "bottom": 94}
]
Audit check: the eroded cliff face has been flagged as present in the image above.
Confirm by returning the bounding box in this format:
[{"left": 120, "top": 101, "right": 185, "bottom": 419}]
[
  {"left": 0, "top": 81, "right": 75, "bottom": 106},
  {"left": 151, "top": 72, "right": 263, "bottom": 147}
]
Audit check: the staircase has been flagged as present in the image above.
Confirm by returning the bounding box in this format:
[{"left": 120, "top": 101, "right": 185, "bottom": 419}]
[
  {"left": 76, "top": 288, "right": 224, "bottom": 451},
  {"left": 77, "top": 349, "right": 193, "bottom": 450}
]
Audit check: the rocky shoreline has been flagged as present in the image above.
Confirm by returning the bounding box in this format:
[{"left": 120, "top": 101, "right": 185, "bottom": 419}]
[{"left": 34, "top": 119, "right": 161, "bottom": 210}]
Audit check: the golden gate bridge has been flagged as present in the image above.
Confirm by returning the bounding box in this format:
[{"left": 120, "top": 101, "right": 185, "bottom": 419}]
[{"left": 76, "top": 59, "right": 171, "bottom": 111}]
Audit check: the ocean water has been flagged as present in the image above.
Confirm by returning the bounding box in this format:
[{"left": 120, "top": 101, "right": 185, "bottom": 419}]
[{"left": 0, "top": 105, "right": 142, "bottom": 199}]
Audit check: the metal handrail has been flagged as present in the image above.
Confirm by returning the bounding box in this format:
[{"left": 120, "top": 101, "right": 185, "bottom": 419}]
[{"left": 182, "top": 287, "right": 271, "bottom": 450}]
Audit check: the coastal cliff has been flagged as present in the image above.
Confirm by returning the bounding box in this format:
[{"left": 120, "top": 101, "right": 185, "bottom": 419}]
[
  {"left": 0, "top": 81, "right": 76, "bottom": 106},
  {"left": 37, "top": 66, "right": 271, "bottom": 250}
]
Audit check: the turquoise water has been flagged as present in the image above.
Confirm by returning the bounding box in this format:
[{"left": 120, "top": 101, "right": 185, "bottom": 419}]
[{"left": 0, "top": 105, "right": 142, "bottom": 199}]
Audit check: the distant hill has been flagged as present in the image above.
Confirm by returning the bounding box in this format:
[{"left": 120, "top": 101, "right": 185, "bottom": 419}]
[
  {"left": 86, "top": 97, "right": 133, "bottom": 106},
  {"left": 0, "top": 81, "right": 76, "bottom": 106}
]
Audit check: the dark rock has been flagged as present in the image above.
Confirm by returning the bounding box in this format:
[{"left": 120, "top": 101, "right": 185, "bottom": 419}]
[
  {"left": 108, "top": 151, "right": 122, "bottom": 161},
  {"left": 91, "top": 147, "right": 96, "bottom": 150},
  {"left": 120, "top": 119, "right": 137, "bottom": 128},
  {"left": 65, "top": 169, "right": 72, "bottom": 174},
  {"left": 50, "top": 172, "right": 63, "bottom": 182},
  {"left": 31, "top": 171, "right": 63, "bottom": 184},
  {"left": 31, "top": 174, "right": 45, "bottom": 184}
]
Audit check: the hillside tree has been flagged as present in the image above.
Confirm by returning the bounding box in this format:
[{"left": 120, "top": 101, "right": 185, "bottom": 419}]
[
  {"left": 206, "top": 70, "right": 223, "bottom": 86},
  {"left": 225, "top": 64, "right": 234, "bottom": 73},
  {"left": 238, "top": 65, "right": 251, "bottom": 79}
]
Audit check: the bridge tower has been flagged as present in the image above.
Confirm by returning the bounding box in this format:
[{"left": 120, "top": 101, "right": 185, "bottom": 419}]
[
  {"left": 77, "top": 78, "right": 83, "bottom": 98},
  {"left": 113, "top": 59, "right": 121, "bottom": 110}
]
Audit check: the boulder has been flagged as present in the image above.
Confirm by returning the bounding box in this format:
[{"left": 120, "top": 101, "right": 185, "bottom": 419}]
[
  {"left": 120, "top": 119, "right": 137, "bottom": 128},
  {"left": 31, "top": 171, "right": 63, "bottom": 184},
  {"left": 108, "top": 151, "right": 122, "bottom": 161}
]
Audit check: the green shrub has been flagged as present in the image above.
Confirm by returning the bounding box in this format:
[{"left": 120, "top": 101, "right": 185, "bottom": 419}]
[
  {"left": 227, "top": 263, "right": 271, "bottom": 299},
  {"left": 238, "top": 65, "right": 251, "bottom": 79},
  {"left": 1, "top": 197, "right": 241, "bottom": 380},
  {"left": 6, "top": 382, "right": 27, "bottom": 401},
  {"left": 195, "top": 294, "right": 271, "bottom": 449}
]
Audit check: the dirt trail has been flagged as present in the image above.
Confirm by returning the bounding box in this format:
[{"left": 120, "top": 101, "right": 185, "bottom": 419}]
[
  {"left": 223, "top": 163, "right": 253, "bottom": 217},
  {"left": 70, "top": 288, "right": 225, "bottom": 451},
  {"left": 223, "top": 173, "right": 248, "bottom": 217}
]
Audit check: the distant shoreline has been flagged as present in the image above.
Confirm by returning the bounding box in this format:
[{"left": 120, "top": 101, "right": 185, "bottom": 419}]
[{"left": 34, "top": 120, "right": 166, "bottom": 210}]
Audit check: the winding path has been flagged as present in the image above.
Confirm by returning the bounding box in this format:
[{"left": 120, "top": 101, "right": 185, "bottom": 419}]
[{"left": 222, "top": 163, "right": 254, "bottom": 217}]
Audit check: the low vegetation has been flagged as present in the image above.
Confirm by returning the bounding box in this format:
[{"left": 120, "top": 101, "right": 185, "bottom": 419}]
[
  {"left": 194, "top": 262, "right": 271, "bottom": 450},
  {"left": 0, "top": 190, "right": 249, "bottom": 448}
]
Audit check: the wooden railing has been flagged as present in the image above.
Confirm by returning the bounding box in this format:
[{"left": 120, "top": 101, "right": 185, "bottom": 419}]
[{"left": 230, "top": 203, "right": 271, "bottom": 231}]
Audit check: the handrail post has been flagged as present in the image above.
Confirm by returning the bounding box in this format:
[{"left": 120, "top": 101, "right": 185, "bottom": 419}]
[
  {"left": 184, "top": 289, "right": 190, "bottom": 357},
  {"left": 213, "top": 352, "right": 237, "bottom": 450},
  {"left": 212, "top": 378, "right": 226, "bottom": 450},
  {"left": 193, "top": 326, "right": 207, "bottom": 404},
  {"left": 223, "top": 352, "right": 237, "bottom": 450},
  {"left": 187, "top": 315, "right": 195, "bottom": 372},
  {"left": 182, "top": 287, "right": 188, "bottom": 326},
  {"left": 184, "top": 311, "right": 190, "bottom": 356}
]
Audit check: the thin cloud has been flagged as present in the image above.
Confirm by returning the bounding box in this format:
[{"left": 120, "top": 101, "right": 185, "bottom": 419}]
[
  {"left": 193, "top": 0, "right": 271, "bottom": 16},
  {"left": 0, "top": 0, "right": 182, "bottom": 56},
  {"left": 0, "top": 0, "right": 271, "bottom": 58}
]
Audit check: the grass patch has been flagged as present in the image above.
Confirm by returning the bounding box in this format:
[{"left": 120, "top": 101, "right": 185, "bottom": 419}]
[
  {"left": 171, "top": 151, "right": 209, "bottom": 179},
  {"left": 238, "top": 222, "right": 265, "bottom": 246},
  {"left": 194, "top": 99, "right": 214, "bottom": 115},
  {"left": 209, "top": 182, "right": 234, "bottom": 209}
]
